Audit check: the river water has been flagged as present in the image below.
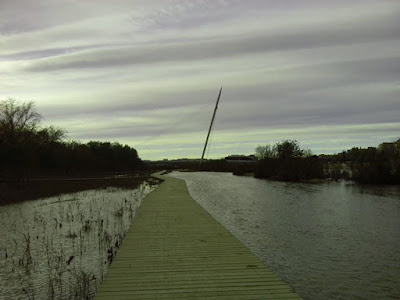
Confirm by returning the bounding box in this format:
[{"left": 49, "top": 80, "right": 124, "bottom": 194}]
[
  {"left": 169, "top": 171, "right": 400, "bottom": 300},
  {"left": 0, "top": 181, "right": 155, "bottom": 300}
]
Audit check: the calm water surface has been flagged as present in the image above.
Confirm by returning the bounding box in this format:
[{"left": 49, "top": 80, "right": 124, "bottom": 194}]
[
  {"left": 0, "top": 181, "right": 155, "bottom": 300},
  {"left": 169, "top": 171, "right": 400, "bottom": 300}
]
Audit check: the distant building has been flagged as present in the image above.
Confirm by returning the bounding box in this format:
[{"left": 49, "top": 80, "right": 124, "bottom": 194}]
[{"left": 224, "top": 155, "right": 257, "bottom": 162}]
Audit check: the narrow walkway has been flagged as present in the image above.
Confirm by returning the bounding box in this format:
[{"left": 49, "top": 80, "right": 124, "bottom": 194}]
[{"left": 95, "top": 172, "right": 302, "bottom": 299}]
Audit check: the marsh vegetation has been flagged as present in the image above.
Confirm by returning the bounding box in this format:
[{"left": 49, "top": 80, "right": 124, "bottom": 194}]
[{"left": 0, "top": 180, "right": 156, "bottom": 299}]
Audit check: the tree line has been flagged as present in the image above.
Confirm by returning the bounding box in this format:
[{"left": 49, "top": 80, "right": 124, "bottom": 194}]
[
  {"left": 0, "top": 99, "right": 143, "bottom": 178},
  {"left": 323, "top": 141, "right": 400, "bottom": 184},
  {"left": 2, "top": 98, "right": 398, "bottom": 184},
  {"left": 255, "top": 139, "right": 400, "bottom": 184}
]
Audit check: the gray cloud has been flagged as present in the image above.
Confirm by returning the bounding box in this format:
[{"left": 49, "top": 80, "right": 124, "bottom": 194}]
[
  {"left": 23, "top": 10, "right": 399, "bottom": 72},
  {"left": 1, "top": 0, "right": 399, "bottom": 160}
]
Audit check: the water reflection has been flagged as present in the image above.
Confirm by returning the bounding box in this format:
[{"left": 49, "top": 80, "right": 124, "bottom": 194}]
[
  {"left": 169, "top": 172, "right": 400, "bottom": 300},
  {"left": 0, "top": 181, "right": 155, "bottom": 300}
]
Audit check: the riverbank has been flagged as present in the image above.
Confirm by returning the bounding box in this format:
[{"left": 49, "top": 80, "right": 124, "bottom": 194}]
[{"left": 0, "top": 173, "right": 160, "bottom": 205}]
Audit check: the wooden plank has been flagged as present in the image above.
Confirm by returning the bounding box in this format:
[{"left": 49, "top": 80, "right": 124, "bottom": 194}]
[{"left": 95, "top": 172, "right": 302, "bottom": 299}]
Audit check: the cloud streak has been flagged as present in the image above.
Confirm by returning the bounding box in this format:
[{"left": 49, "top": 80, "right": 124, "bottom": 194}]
[{"left": 1, "top": 0, "right": 399, "bottom": 159}]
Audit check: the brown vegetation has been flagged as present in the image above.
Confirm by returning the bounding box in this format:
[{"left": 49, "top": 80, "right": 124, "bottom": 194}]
[{"left": 0, "top": 175, "right": 152, "bottom": 205}]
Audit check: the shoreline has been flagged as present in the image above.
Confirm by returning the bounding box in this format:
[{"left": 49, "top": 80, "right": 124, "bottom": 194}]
[{"left": 0, "top": 174, "right": 160, "bottom": 205}]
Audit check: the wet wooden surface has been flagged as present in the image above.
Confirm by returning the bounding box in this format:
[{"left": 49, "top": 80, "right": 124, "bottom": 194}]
[{"left": 95, "top": 172, "right": 302, "bottom": 299}]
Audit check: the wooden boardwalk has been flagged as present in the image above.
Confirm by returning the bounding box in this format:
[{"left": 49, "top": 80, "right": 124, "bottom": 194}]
[{"left": 95, "top": 172, "right": 302, "bottom": 299}]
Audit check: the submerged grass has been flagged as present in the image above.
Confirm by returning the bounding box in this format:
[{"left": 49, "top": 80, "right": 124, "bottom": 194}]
[{"left": 1, "top": 178, "right": 158, "bottom": 299}]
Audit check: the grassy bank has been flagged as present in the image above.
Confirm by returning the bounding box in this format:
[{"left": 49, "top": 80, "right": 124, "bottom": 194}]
[{"left": 0, "top": 173, "right": 159, "bottom": 205}]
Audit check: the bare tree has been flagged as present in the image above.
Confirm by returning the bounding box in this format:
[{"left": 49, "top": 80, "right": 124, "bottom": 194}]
[
  {"left": 255, "top": 144, "right": 275, "bottom": 160},
  {"left": 37, "top": 126, "right": 67, "bottom": 143},
  {"left": 0, "top": 99, "right": 41, "bottom": 142}
]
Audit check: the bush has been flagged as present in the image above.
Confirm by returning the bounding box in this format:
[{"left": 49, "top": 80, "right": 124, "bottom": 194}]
[{"left": 254, "top": 140, "right": 323, "bottom": 181}]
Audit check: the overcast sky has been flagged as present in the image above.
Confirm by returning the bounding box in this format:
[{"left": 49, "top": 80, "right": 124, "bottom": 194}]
[{"left": 1, "top": 0, "right": 399, "bottom": 160}]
